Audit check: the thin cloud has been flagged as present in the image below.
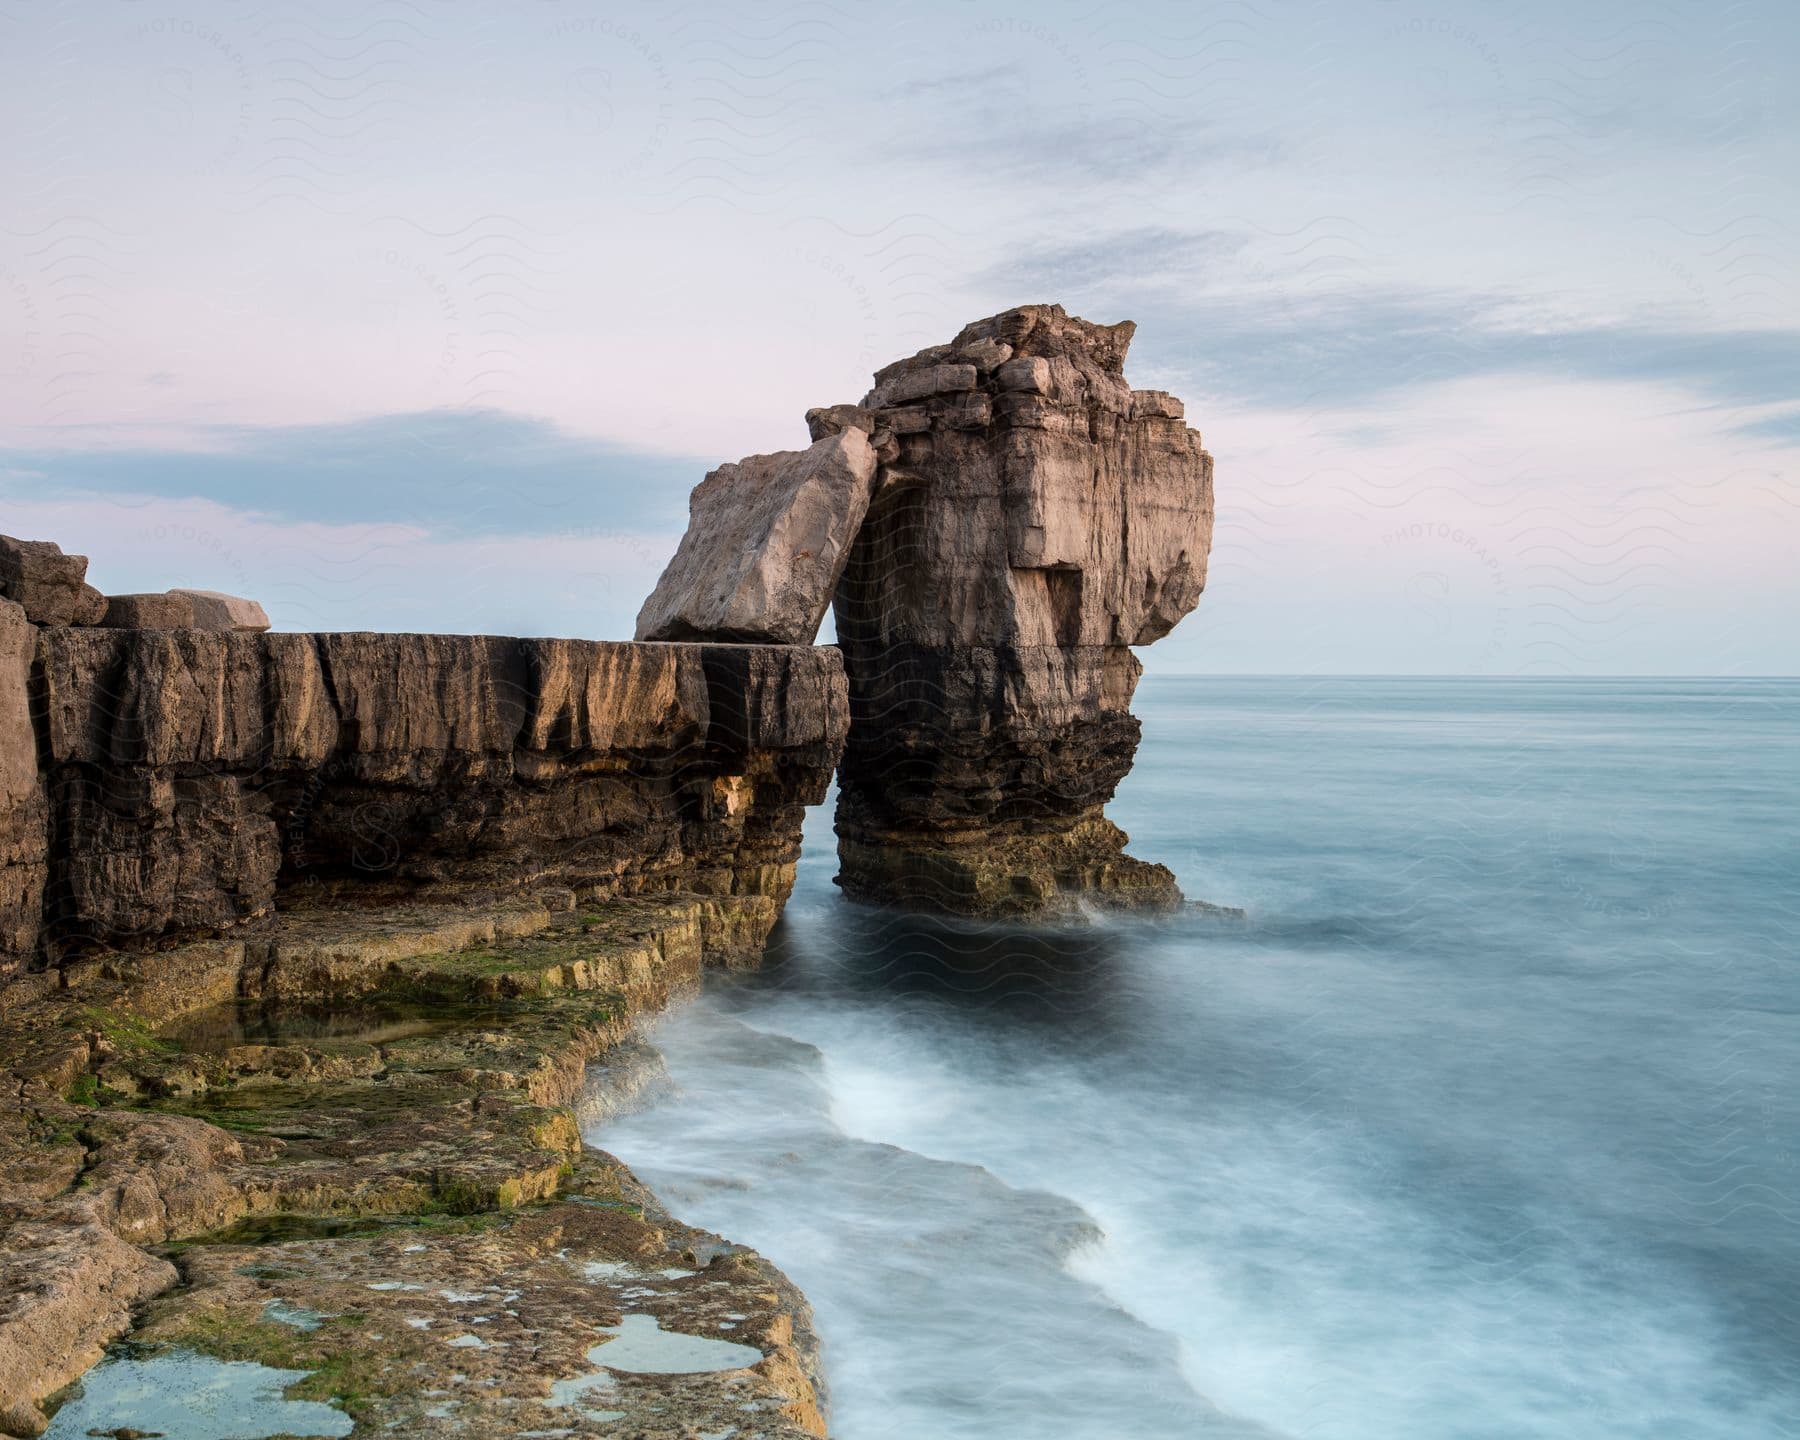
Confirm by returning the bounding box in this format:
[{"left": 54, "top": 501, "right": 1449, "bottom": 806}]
[
  {"left": 979, "top": 227, "right": 1245, "bottom": 294},
  {"left": 4, "top": 409, "right": 707, "bottom": 537},
  {"left": 1140, "top": 292, "right": 1800, "bottom": 414},
  {"left": 974, "top": 244, "right": 1800, "bottom": 418},
  {"left": 886, "top": 64, "right": 1025, "bottom": 99},
  {"left": 1733, "top": 410, "right": 1800, "bottom": 446}
]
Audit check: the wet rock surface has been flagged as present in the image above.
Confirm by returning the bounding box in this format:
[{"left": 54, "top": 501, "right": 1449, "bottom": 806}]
[{"left": 0, "top": 894, "right": 826, "bottom": 1438}]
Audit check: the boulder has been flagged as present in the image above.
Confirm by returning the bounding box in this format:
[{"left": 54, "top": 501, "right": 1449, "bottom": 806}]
[
  {"left": 171, "top": 588, "right": 270, "bottom": 632},
  {"left": 635, "top": 428, "right": 879, "bottom": 646},
  {"left": 0, "top": 535, "right": 106, "bottom": 626},
  {"left": 101, "top": 592, "right": 198, "bottom": 629}
]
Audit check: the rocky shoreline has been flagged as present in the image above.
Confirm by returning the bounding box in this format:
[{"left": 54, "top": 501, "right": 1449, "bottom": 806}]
[
  {"left": 0, "top": 611, "right": 845, "bottom": 1437},
  {"left": 1, "top": 891, "right": 828, "bottom": 1438},
  {"left": 0, "top": 304, "right": 1218, "bottom": 1437}
]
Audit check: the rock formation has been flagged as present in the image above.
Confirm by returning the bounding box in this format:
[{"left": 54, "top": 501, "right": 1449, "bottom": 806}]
[
  {"left": 0, "top": 536, "right": 105, "bottom": 627},
  {"left": 0, "top": 604, "right": 46, "bottom": 962},
  {"left": 0, "top": 533, "right": 269, "bottom": 634},
  {"left": 101, "top": 592, "right": 199, "bottom": 629},
  {"left": 0, "top": 599, "right": 844, "bottom": 1435},
  {"left": 636, "top": 429, "right": 879, "bottom": 645},
  {"left": 99, "top": 589, "right": 270, "bottom": 631},
  {"left": 2, "top": 628, "right": 845, "bottom": 970},
  {"left": 0, "top": 304, "right": 1215, "bottom": 1436},
  {"left": 170, "top": 588, "right": 270, "bottom": 631},
  {"left": 825, "top": 305, "right": 1213, "bottom": 914},
  {"left": 639, "top": 304, "right": 1214, "bottom": 916}
]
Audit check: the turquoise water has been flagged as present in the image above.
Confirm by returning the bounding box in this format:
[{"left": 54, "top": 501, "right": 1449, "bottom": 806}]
[
  {"left": 43, "top": 1349, "right": 353, "bottom": 1439},
  {"left": 595, "top": 677, "right": 1799, "bottom": 1439}
]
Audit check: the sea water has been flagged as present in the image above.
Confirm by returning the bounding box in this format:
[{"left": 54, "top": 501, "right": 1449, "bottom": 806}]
[{"left": 593, "top": 677, "right": 1799, "bottom": 1440}]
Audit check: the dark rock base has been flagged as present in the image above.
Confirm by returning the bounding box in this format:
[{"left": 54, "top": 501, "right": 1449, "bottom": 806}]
[{"left": 835, "top": 814, "right": 1183, "bottom": 918}]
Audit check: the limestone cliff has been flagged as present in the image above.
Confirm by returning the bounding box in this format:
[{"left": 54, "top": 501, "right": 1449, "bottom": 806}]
[
  {"left": 0, "top": 618, "right": 845, "bottom": 1437},
  {"left": 2, "top": 624, "right": 845, "bottom": 971},
  {"left": 0, "top": 606, "right": 46, "bottom": 961},
  {"left": 823, "top": 305, "right": 1214, "bottom": 914}
]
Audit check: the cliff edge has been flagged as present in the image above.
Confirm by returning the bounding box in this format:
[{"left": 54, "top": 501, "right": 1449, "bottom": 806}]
[{"left": 0, "top": 607, "right": 844, "bottom": 1438}]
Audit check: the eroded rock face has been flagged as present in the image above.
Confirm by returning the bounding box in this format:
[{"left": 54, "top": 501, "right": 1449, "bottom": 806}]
[
  {"left": 636, "top": 429, "right": 879, "bottom": 645},
  {"left": 0, "top": 535, "right": 105, "bottom": 627},
  {"left": 0, "top": 603, "right": 45, "bottom": 968},
  {"left": 170, "top": 588, "right": 270, "bottom": 632},
  {"left": 828, "top": 304, "right": 1214, "bottom": 914},
  {"left": 101, "top": 591, "right": 198, "bottom": 629},
  {"left": 98, "top": 590, "right": 270, "bottom": 632},
  {"left": 8, "top": 631, "right": 845, "bottom": 962}
]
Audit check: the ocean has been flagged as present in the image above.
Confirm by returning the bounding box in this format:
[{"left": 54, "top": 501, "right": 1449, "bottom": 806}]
[{"left": 590, "top": 676, "right": 1799, "bottom": 1439}]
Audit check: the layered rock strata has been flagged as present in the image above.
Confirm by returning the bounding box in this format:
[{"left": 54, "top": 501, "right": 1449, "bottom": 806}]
[
  {"left": 3, "top": 628, "right": 843, "bottom": 968},
  {"left": 0, "top": 623, "right": 847, "bottom": 1435},
  {"left": 823, "top": 305, "right": 1214, "bottom": 914}
]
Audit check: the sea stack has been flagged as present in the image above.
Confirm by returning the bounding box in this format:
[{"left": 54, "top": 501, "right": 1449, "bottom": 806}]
[
  {"left": 639, "top": 304, "right": 1216, "bottom": 916},
  {"left": 824, "top": 305, "right": 1214, "bottom": 915}
]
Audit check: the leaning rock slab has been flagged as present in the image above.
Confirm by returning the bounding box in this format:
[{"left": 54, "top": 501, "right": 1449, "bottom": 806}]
[
  {"left": 0, "top": 535, "right": 105, "bottom": 626},
  {"left": 636, "top": 428, "right": 878, "bottom": 645},
  {"left": 171, "top": 588, "right": 270, "bottom": 632}
]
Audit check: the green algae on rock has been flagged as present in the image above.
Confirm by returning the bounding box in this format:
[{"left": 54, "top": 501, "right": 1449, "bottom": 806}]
[{"left": 2, "top": 894, "right": 830, "bottom": 1437}]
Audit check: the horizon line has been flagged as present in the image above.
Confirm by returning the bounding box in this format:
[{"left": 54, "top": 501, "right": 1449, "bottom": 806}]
[{"left": 1144, "top": 672, "right": 1800, "bottom": 681}]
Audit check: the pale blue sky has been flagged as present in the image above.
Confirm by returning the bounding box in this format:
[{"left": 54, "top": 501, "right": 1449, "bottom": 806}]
[{"left": 1, "top": 0, "right": 1795, "bottom": 672}]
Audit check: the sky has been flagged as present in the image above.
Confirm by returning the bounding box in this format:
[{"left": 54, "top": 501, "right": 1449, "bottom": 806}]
[{"left": 1, "top": 0, "right": 1796, "bottom": 674}]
